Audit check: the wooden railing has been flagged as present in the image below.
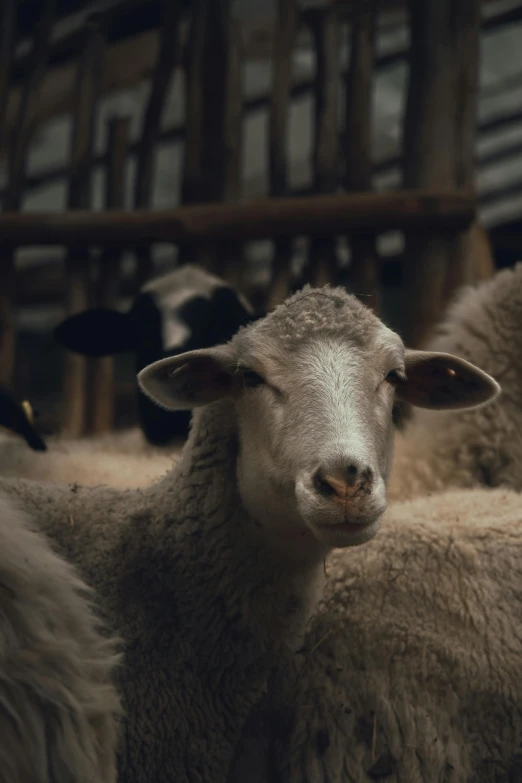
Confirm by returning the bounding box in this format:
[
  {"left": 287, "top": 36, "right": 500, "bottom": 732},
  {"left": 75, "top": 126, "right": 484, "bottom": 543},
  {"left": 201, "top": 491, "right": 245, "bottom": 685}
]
[{"left": 0, "top": 0, "right": 491, "bottom": 438}]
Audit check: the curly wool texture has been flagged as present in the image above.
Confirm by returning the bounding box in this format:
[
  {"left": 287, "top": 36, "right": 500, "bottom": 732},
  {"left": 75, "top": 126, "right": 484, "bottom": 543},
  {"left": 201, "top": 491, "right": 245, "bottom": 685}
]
[
  {"left": 389, "top": 263, "right": 522, "bottom": 501},
  {"left": 269, "top": 487, "right": 522, "bottom": 782},
  {"left": 0, "top": 398, "right": 325, "bottom": 783},
  {"left": 0, "top": 428, "right": 176, "bottom": 489},
  {"left": 238, "top": 284, "right": 385, "bottom": 352},
  {"left": 0, "top": 494, "right": 121, "bottom": 783}
]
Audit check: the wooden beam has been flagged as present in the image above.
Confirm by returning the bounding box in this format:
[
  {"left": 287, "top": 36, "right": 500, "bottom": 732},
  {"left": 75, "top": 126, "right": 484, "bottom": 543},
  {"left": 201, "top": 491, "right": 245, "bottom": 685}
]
[
  {"left": 88, "top": 116, "right": 131, "bottom": 436},
  {"left": 134, "top": 0, "right": 183, "bottom": 288},
  {"left": 0, "top": 0, "right": 17, "bottom": 389},
  {"left": 0, "top": 191, "right": 476, "bottom": 250},
  {"left": 306, "top": 5, "right": 341, "bottom": 288},
  {"left": 344, "top": 0, "right": 381, "bottom": 313},
  {"left": 181, "top": 0, "right": 205, "bottom": 207},
  {"left": 266, "top": 0, "right": 299, "bottom": 310},
  {"left": 1, "top": 0, "right": 517, "bottom": 162},
  {"left": 3, "top": 87, "right": 521, "bottom": 205},
  {"left": 182, "top": 0, "right": 243, "bottom": 205},
  {"left": 0, "top": 0, "right": 16, "bottom": 141},
  {"left": 181, "top": 0, "right": 243, "bottom": 276},
  {"left": 0, "top": 0, "right": 56, "bottom": 389},
  {"left": 62, "top": 17, "right": 106, "bottom": 438},
  {"left": 402, "top": 0, "right": 481, "bottom": 347},
  {"left": 4, "top": 0, "right": 57, "bottom": 212},
  {"left": 443, "top": 0, "right": 488, "bottom": 298}
]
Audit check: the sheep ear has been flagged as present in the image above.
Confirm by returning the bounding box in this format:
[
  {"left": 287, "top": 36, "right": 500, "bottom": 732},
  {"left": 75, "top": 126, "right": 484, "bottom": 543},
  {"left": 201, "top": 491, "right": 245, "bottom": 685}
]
[
  {"left": 54, "top": 309, "right": 136, "bottom": 356},
  {"left": 137, "top": 345, "right": 241, "bottom": 411},
  {"left": 396, "top": 350, "right": 501, "bottom": 411}
]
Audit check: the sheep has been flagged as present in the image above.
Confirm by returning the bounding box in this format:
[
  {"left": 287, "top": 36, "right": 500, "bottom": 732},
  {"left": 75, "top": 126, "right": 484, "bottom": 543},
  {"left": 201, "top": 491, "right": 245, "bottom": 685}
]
[
  {"left": 54, "top": 264, "right": 257, "bottom": 445},
  {"left": 0, "top": 427, "right": 175, "bottom": 489},
  {"left": 0, "top": 385, "right": 46, "bottom": 451},
  {"left": 263, "top": 486, "right": 522, "bottom": 783},
  {"left": 0, "top": 284, "right": 499, "bottom": 782},
  {"left": 389, "top": 262, "right": 522, "bottom": 501},
  {"left": 0, "top": 492, "right": 121, "bottom": 783}
]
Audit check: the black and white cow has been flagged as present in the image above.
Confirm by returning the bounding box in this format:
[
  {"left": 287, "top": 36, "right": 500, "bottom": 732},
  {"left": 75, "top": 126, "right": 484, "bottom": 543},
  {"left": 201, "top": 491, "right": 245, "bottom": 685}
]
[
  {"left": 0, "top": 387, "right": 47, "bottom": 451},
  {"left": 54, "top": 265, "right": 257, "bottom": 445}
]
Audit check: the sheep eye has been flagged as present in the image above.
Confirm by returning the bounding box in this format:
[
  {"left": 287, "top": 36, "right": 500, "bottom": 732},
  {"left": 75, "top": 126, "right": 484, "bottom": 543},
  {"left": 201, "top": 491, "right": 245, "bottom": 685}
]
[
  {"left": 385, "top": 368, "right": 406, "bottom": 384},
  {"left": 242, "top": 369, "right": 265, "bottom": 388}
]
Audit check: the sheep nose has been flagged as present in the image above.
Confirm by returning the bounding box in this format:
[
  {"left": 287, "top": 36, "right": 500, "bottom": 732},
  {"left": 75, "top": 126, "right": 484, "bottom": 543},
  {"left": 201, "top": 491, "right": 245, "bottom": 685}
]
[{"left": 313, "top": 461, "right": 373, "bottom": 501}]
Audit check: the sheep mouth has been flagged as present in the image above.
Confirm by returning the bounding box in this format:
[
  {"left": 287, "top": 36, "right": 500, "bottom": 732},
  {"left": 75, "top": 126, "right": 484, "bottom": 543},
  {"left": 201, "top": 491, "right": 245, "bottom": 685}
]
[
  {"left": 310, "top": 516, "right": 382, "bottom": 548},
  {"left": 316, "top": 520, "right": 374, "bottom": 534}
]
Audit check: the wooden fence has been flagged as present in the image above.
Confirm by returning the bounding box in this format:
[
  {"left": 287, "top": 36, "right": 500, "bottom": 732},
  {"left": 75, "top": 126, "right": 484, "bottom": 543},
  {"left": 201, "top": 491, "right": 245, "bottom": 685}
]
[{"left": 0, "top": 0, "right": 494, "bottom": 437}]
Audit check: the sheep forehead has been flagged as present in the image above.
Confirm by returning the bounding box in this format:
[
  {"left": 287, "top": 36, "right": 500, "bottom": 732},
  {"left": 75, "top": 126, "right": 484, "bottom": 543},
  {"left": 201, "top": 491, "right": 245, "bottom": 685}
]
[{"left": 234, "top": 285, "right": 401, "bottom": 361}]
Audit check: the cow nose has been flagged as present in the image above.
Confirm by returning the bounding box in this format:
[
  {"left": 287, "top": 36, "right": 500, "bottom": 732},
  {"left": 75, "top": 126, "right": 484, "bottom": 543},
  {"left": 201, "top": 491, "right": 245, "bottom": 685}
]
[{"left": 313, "top": 460, "right": 374, "bottom": 501}]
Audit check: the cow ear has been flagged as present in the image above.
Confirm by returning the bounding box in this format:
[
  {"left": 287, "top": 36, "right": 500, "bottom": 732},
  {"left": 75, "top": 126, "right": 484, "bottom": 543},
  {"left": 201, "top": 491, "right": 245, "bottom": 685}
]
[{"left": 54, "top": 309, "right": 136, "bottom": 356}]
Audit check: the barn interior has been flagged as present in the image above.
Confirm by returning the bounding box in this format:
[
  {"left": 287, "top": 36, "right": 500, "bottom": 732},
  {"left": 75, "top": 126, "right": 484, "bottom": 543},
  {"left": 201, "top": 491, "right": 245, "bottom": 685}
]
[{"left": 1, "top": 0, "right": 521, "bottom": 440}]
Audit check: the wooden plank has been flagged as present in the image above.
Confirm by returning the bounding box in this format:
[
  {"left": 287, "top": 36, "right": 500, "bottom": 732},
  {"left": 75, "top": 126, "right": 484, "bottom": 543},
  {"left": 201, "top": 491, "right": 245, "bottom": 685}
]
[
  {"left": 3, "top": 88, "right": 521, "bottom": 205},
  {"left": 305, "top": 5, "right": 341, "bottom": 288},
  {"left": 443, "top": 0, "right": 488, "bottom": 298},
  {"left": 134, "top": 0, "right": 183, "bottom": 288},
  {"left": 1, "top": 1, "right": 516, "bottom": 160},
  {"left": 0, "top": 0, "right": 16, "bottom": 139},
  {"left": 213, "top": 14, "right": 244, "bottom": 288},
  {"left": 181, "top": 0, "right": 243, "bottom": 276},
  {"left": 181, "top": 0, "right": 206, "bottom": 207},
  {"left": 88, "top": 116, "right": 130, "bottom": 435},
  {"left": 0, "top": 0, "right": 56, "bottom": 388},
  {"left": 0, "top": 190, "right": 476, "bottom": 249},
  {"left": 402, "top": 0, "right": 471, "bottom": 347},
  {"left": 63, "top": 17, "right": 107, "bottom": 438},
  {"left": 0, "top": 0, "right": 17, "bottom": 389},
  {"left": 469, "top": 222, "right": 495, "bottom": 282},
  {"left": 266, "top": 0, "right": 299, "bottom": 310},
  {"left": 344, "top": 0, "right": 381, "bottom": 313},
  {"left": 4, "top": 0, "right": 57, "bottom": 211}
]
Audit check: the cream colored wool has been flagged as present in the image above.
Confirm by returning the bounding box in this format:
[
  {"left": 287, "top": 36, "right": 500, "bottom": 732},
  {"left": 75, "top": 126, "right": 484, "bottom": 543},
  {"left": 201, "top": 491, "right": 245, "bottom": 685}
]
[
  {"left": 0, "top": 400, "right": 325, "bottom": 783},
  {"left": 0, "top": 428, "right": 177, "bottom": 489},
  {"left": 0, "top": 494, "right": 121, "bottom": 783},
  {"left": 268, "top": 487, "right": 522, "bottom": 782}
]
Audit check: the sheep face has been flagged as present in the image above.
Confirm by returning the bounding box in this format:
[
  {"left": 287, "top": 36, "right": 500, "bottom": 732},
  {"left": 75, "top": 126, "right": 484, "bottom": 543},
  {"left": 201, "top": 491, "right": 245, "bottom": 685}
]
[{"left": 138, "top": 286, "right": 500, "bottom": 551}]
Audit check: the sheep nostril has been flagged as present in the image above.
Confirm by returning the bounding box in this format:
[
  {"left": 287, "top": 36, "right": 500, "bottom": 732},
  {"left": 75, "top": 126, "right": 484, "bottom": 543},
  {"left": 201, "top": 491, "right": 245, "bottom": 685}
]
[
  {"left": 313, "top": 462, "right": 374, "bottom": 500},
  {"left": 314, "top": 472, "right": 336, "bottom": 497}
]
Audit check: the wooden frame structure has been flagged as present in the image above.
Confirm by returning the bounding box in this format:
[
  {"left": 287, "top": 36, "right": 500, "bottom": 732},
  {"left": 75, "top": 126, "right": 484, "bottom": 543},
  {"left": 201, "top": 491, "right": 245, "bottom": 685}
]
[{"left": 0, "top": 0, "right": 490, "bottom": 437}]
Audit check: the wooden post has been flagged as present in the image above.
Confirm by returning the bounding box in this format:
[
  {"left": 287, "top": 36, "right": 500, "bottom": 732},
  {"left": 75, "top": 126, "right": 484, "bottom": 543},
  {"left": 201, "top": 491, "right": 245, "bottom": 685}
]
[
  {"left": 402, "top": 0, "right": 482, "bottom": 347},
  {"left": 306, "top": 5, "right": 341, "bottom": 288},
  {"left": 62, "top": 17, "right": 106, "bottom": 437},
  {"left": 0, "top": 0, "right": 16, "bottom": 134},
  {"left": 181, "top": 0, "right": 243, "bottom": 277},
  {"left": 213, "top": 15, "right": 243, "bottom": 289},
  {"left": 344, "top": 0, "right": 381, "bottom": 313},
  {"left": 443, "top": 0, "right": 490, "bottom": 298},
  {"left": 469, "top": 222, "right": 495, "bottom": 282},
  {"left": 0, "top": 0, "right": 56, "bottom": 388},
  {"left": 87, "top": 116, "right": 130, "bottom": 435},
  {"left": 265, "top": 0, "right": 298, "bottom": 311},
  {"left": 0, "top": 0, "right": 17, "bottom": 389},
  {"left": 181, "top": 0, "right": 206, "bottom": 208},
  {"left": 134, "top": 0, "right": 183, "bottom": 289}
]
